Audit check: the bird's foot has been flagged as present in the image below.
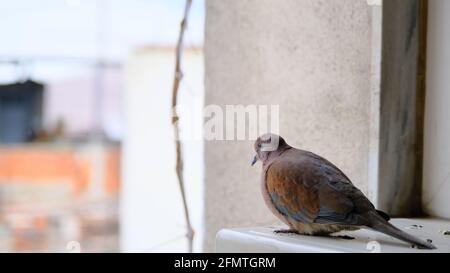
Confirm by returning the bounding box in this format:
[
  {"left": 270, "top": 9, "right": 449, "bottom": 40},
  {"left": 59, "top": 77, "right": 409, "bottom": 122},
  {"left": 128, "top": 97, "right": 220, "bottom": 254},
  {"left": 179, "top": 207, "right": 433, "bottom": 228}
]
[
  {"left": 318, "top": 233, "right": 355, "bottom": 240},
  {"left": 274, "top": 229, "right": 299, "bottom": 235},
  {"left": 332, "top": 235, "right": 355, "bottom": 240}
]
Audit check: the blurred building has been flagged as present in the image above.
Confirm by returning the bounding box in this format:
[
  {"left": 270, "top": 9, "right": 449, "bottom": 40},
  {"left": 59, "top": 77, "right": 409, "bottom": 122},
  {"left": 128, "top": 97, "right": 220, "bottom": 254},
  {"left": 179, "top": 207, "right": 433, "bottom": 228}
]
[
  {"left": 0, "top": 59, "right": 122, "bottom": 253},
  {"left": 0, "top": 142, "right": 120, "bottom": 252}
]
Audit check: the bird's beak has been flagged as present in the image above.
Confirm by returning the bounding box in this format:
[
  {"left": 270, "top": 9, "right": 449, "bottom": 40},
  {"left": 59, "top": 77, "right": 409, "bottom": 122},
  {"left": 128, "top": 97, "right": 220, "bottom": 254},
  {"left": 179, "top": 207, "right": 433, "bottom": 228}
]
[{"left": 251, "top": 155, "right": 258, "bottom": 166}]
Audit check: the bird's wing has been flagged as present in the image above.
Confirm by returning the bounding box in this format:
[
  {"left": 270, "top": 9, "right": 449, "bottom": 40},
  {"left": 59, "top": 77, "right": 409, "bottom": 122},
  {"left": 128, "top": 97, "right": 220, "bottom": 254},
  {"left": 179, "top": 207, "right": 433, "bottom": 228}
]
[{"left": 266, "top": 150, "right": 374, "bottom": 226}]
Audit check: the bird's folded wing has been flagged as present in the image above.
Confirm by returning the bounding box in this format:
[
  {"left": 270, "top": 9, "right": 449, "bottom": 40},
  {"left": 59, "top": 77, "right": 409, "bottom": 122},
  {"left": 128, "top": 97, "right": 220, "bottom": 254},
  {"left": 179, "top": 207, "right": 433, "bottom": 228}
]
[{"left": 266, "top": 155, "right": 372, "bottom": 226}]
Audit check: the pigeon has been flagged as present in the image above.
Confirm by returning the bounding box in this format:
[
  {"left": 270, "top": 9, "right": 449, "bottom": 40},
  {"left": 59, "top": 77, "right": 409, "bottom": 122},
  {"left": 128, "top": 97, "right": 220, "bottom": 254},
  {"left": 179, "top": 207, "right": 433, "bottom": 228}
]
[{"left": 252, "top": 133, "right": 436, "bottom": 249}]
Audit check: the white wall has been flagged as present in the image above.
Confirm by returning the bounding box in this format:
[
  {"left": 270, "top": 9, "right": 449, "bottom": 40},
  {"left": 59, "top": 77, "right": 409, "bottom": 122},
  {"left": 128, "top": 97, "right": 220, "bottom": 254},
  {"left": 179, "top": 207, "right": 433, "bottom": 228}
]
[
  {"left": 423, "top": 0, "right": 450, "bottom": 219},
  {"left": 121, "top": 48, "right": 204, "bottom": 252}
]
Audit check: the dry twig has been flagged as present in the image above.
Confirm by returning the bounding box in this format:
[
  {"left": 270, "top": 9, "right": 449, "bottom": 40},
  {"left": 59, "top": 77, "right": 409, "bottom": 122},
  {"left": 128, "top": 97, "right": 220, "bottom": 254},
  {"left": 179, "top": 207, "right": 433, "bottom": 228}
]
[{"left": 171, "top": 0, "right": 194, "bottom": 253}]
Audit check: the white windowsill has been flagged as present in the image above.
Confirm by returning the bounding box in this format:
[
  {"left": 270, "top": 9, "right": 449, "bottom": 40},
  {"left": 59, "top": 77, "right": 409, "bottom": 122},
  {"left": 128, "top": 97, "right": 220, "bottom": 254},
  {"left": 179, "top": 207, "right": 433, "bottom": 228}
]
[{"left": 216, "top": 218, "right": 450, "bottom": 253}]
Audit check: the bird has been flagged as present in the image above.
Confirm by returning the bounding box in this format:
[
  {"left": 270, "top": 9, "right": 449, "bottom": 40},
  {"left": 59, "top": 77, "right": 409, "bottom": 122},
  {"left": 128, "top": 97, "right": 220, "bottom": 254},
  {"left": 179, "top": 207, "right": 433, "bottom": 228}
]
[{"left": 252, "top": 133, "right": 436, "bottom": 249}]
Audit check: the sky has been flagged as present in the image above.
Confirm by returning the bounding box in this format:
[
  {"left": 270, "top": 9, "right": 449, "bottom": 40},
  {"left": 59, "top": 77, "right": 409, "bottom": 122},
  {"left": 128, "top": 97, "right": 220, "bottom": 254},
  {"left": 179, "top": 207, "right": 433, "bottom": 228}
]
[{"left": 0, "top": 0, "right": 204, "bottom": 82}]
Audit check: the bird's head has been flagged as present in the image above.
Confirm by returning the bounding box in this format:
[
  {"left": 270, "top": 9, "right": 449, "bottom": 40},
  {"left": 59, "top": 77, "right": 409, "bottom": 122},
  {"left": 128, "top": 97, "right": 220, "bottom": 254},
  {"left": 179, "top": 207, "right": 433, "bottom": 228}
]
[{"left": 252, "top": 133, "right": 287, "bottom": 166}]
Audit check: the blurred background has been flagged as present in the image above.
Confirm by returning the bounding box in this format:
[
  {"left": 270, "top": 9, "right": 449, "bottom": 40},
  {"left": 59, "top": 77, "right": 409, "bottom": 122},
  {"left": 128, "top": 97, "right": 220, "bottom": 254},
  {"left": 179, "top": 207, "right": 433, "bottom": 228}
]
[{"left": 0, "top": 0, "right": 204, "bottom": 252}]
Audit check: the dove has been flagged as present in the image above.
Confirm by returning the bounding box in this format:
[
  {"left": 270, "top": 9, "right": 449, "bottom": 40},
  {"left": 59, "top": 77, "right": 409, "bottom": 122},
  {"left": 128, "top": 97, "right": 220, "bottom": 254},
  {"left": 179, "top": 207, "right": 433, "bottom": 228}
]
[{"left": 252, "top": 133, "right": 436, "bottom": 249}]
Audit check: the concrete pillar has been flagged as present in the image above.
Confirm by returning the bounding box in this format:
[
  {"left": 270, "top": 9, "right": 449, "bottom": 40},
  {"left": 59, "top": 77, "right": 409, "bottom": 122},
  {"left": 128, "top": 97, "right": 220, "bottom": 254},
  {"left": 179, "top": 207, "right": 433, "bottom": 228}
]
[{"left": 377, "top": 0, "right": 427, "bottom": 216}]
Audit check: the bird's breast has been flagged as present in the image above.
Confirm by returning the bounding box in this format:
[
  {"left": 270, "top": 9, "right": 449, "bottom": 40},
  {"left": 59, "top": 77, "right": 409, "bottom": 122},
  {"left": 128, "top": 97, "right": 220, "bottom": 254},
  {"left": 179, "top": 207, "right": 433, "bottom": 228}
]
[{"left": 260, "top": 166, "right": 292, "bottom": 227}]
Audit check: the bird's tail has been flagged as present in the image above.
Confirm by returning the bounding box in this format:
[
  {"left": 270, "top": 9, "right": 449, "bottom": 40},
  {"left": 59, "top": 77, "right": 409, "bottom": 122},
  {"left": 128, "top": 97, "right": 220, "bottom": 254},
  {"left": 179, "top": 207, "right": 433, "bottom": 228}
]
[{"left": 367, "top": 213, "right": 436, "bottom": 250}]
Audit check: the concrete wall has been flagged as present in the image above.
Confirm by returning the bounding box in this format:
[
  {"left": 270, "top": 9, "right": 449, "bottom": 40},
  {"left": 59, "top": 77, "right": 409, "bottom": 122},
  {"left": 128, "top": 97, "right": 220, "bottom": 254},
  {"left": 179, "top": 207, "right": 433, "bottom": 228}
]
[{"left": 204, "top": 0, "right": 373, "bottom": 251}]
